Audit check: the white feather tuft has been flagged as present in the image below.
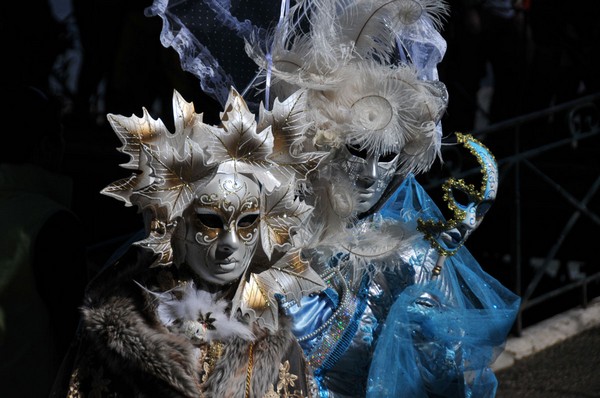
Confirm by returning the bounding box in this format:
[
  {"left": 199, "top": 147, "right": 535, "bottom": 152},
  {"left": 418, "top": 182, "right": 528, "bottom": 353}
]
[
  {"left": 305, "top": 62, "right": 446, "bottom": 172},
  {"left": 138, "top": 281, "right": 255, "bottom": 343},
  {"left": 308, "top": 215, "right": 423, "bottom": 289}
]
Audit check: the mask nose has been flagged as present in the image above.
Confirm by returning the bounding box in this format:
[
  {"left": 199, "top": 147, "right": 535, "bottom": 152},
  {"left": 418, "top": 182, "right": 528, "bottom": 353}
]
[
  {"left": 358, "top": 157, "right": 379, "bottom": 186},
  {"left": 218, "top": 227, "right": 240, "bottom": 254}
]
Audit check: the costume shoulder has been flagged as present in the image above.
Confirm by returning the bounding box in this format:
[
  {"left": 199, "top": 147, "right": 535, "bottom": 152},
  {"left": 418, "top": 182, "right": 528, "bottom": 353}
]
[{"left": 56, "top": 246, "right": 201, "bottom": 397}]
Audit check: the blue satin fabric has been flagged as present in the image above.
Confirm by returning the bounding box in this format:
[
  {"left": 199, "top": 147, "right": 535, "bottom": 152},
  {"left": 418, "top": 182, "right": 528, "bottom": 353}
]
[{"left": 285, "top": 288, "right": 338, "bottom": 353}]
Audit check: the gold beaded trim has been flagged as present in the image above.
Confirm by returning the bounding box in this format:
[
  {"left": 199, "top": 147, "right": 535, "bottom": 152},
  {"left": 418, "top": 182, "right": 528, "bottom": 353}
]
[{"left": 417, "top": 133, "right": 495, "bottom": 262}]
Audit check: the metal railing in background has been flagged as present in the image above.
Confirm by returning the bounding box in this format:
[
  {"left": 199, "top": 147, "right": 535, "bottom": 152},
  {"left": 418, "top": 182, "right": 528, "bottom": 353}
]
[{"left": 423, "top": 92, "right": 600, "bottom": 336}]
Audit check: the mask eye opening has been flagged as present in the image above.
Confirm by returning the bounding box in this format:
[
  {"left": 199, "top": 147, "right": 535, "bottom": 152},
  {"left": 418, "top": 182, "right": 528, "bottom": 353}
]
[
  {"left": 449, "top": 186, "right": 472, "bottom": 207},
  {"left": 475, "top": 200, "right": 493, "bottom": 219},
  {"left": 196, "top": 213, "right": 224, "bottom": 229},
  {"left": 238, "top": 213, "right": 259, "bottom": 228},
  {"left": 378, "top": 152, "right": 398, "bottom": 163},
  {"left": 346, "top": 144, "right": 369, "bottom": 159}
]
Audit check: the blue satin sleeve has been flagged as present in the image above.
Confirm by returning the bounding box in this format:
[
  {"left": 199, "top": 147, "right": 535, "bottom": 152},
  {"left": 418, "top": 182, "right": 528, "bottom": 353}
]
[{"left": 280, "top": 288, "right": 339, "bottom": 352}]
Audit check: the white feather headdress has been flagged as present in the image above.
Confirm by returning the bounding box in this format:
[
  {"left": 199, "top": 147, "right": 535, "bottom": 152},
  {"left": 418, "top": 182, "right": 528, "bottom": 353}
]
[
  {"left": 246, "top": 0, "right": 449, "bottom": 173},
  {"left": 146, "top": 0, "right": 449, "bottom": 174}
]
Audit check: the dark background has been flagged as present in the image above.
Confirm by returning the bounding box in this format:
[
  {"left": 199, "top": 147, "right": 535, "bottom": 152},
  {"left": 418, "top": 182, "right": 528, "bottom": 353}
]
[{"left": 3, "top": 0, "right": 599, "bottom": 327}]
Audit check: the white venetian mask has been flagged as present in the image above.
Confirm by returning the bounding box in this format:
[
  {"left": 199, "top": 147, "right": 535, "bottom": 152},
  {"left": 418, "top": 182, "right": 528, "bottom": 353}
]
[
  {"left": 173, "top": 172, "right": 261, "bottom": 286},
  {"left": 340, "top": 144, "right": 399, "bottom": 214}
]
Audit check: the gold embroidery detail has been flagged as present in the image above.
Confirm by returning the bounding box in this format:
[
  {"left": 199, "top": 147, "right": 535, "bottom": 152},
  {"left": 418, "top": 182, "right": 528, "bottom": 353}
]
[
  {"left": 200, "top": 341, "right": 224, "bottom": 382},
  {"left": 66, "top": 368, "right": 81, "bottom": 398},
  {"left": 261, "top": 361, "right": 308, "bottom": 398}
]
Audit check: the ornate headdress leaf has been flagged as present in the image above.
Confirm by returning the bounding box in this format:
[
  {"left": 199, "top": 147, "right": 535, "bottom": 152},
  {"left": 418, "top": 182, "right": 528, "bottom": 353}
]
[
  {"left": 101, "top": 108, "right": 163, "bottom": 207},
  {"left": 258, "top": 89, "right": 327, "bottom": 183},
  {"left": 260, "top": 180, "right": 314, "bottom": 259},
  {"left": 135, "top": 220, "right": 174, "bottom": 266},
  {"left": 102, "top": 92, "right": 209, "bottom": 220},
  {"left": 199, "top": 88, "right": 280, "bottom": 191},
  {"left": 264, "top": 250, "right": 329, "bottom": 304},
  {"left": 233, "top": 250, "right": 327, "bottom": 332}
]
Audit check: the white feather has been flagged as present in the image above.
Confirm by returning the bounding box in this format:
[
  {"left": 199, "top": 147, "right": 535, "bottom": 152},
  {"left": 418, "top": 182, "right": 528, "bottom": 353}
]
[
  {"left": 138, "top": 281, "right": 255, "bottom": 343},
  {"left": 305, "top": 62, "right": 445, "bottom": 172}
]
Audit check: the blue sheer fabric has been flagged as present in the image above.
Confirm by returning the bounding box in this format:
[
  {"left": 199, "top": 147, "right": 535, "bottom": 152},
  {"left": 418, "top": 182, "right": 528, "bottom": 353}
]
[
  {"left": 366, "top": 175, "right": 521, "bottom": 397},
  {"left": 395, "top": 16, "right": 447, "bottom": 81},
  {"left": 145, "top": 0, "right": 286, "bottom": 110},
  {"left": 284, "top": 175, "right": 519, "bottom": 397}
]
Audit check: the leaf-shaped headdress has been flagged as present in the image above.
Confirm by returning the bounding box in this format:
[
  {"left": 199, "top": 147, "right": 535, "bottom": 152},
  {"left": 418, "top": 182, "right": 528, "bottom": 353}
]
[{"left": 102, "top": 88, "right": 324, "bottom": 266}]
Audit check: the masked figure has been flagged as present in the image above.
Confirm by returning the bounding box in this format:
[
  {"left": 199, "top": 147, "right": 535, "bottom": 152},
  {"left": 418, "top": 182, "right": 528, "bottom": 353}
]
[
  {"left": 236, "top": 1, "right": 519, "bottom": 397},
  {"left": 54, "top": 0, "right": 521, "bottom": 397},
  {"left": 51, "top": 89, "right": 328, "bottom": 398}
]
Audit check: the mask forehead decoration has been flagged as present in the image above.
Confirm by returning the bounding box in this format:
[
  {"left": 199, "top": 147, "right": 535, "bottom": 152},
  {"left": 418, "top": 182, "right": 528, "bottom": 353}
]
[
  {"left": 417, "top": 133, "right": 498, "bottom": 268},
  {"left": 193, "top": 173, "right": 260, "bottom": 244},
  {"left": 102, "top": 88, "right": 323, "bottom": 267},
  {"left": 198, "top": 175, "right": 260, "bottom": 217}
]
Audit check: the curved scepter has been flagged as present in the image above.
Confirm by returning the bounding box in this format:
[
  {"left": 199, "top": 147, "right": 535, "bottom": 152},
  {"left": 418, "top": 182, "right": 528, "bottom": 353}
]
[{"left": 417, "top": 133, "right": 498, "bottom": 275}]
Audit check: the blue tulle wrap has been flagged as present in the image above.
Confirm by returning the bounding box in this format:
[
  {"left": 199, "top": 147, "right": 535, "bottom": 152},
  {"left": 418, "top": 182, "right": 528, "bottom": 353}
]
[
  {"left": 366, "top": 176, "right": 521, "bottom": 397},
  {"left": 284, "top": 175, "right": 520, "bottom": 397}
]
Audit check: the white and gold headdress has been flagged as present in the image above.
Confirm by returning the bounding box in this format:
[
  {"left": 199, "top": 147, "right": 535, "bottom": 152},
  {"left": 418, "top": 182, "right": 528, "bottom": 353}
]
[{"left": 102, "top": 88, "right": 325, "bottom": 267}]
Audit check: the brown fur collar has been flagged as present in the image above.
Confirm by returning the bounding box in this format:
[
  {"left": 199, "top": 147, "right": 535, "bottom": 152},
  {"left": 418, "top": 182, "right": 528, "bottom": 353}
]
[{"left": 74, "top": 248, "right": 309, "bottom": 398}]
